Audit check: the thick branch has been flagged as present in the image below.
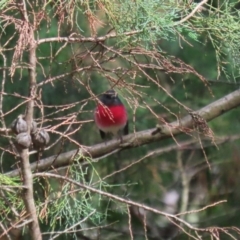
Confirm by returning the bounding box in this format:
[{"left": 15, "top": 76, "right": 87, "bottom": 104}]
[
  {"left": 6, "top": 88, "right": 240, "bottom": 177},
  {"left": 19, "top": 1, "right": 42, "bottom": 239}
]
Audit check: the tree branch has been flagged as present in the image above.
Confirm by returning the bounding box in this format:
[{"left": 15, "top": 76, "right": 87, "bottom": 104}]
[
  {"left": 19, "top": 1, "right": 42, "bottom": 239},
  {"left": 37, "top": 31, "right": 146, "bottom": 45},
  {"left": 6, "top": 88, "right": 240, "bottom": 177}
]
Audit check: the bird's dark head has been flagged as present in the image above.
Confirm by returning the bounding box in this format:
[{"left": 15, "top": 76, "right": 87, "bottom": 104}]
[{"left": 99, "top": 89, "right": 122, "bottom": 106}]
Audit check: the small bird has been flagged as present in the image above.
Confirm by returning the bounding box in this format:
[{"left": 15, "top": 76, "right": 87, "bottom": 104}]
[{"left": 94, "top": 89, "right": 128, "bottom": 141}]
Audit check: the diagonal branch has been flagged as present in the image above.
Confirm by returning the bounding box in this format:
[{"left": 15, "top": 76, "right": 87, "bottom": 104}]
[
  {"left": 173, "top": 0, "right": 208, "bottom": 26},
  {"left": 33, "top": 172, "right": 227, "bottom": 236},
  {"left": 6, "top": 88, "right": 240, "bottom": 177}
]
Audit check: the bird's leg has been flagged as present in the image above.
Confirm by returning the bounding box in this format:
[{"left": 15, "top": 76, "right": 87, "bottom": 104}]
[{"left": 117, "top": 130, "right": 123, "bottom": 143}]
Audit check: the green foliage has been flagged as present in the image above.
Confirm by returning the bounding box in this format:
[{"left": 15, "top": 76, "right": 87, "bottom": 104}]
[
  {"left": 196, "top": 2, "right": 240, "bottom": 80},
  {"left": 99, "top": 0, "right": 240, "bottom": 80},
  {"left": 38, "top": 154, "right": 107, "bottom": 236},
  {"left": 0, "top": 175, "right": 24, "bottom": 222},
  {"left": 0, "top": 0, "right": 10, "bottom": 10},
  {"left": 0, "top": 174, "right": 19, "bottom": 186},
  {"left": 102, "top": 0, "right": 199, "bottom": 47}
]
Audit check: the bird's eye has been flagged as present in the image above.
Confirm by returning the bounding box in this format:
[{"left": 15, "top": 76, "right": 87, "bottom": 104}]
[
  {"left": 106, "top": 93, "right": 116, "bottom": 99},
  {"left": 103, "top": 90, "right": 117, "bottom": 100},
  {"left": 105, "top": 94, "right": 112, "bottom": 99}
]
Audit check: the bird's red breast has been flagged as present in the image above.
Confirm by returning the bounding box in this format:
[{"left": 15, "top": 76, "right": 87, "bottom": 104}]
[{"left": 94, "top": 104, "right": 127, "bottom": 128}]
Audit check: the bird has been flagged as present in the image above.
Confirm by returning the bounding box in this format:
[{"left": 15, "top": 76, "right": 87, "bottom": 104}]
[{"left": 94, "top": 89, "right": 128, "bottom": 141}]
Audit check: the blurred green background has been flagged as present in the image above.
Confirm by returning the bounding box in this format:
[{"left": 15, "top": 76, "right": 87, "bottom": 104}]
[{"left": 1, "top": 0, "right": 240, "bottom": 239}]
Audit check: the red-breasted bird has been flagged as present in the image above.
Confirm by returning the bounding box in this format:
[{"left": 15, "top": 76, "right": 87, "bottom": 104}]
[{"left": 94, "top": 89, "right": 128, "bottom": 141}]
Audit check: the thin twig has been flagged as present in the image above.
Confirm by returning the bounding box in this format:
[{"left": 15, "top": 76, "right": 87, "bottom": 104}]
[
  {"left": 49, "top": 210, "right": 96, "bottom": 240},
  {"left": 172, "top": 0, "right": 208, "bottom": 26},
  {"left": 177, "top": 151, "right": 190, "bottom": 221}
]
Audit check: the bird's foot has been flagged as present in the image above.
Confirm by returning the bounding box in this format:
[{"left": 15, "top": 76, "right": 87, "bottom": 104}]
[
  {"left": 119, "top": 137, "right": 135, "bottom": 148},
  {"left": 151, "top": 124, "right": 165, "bottom": 135}
]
